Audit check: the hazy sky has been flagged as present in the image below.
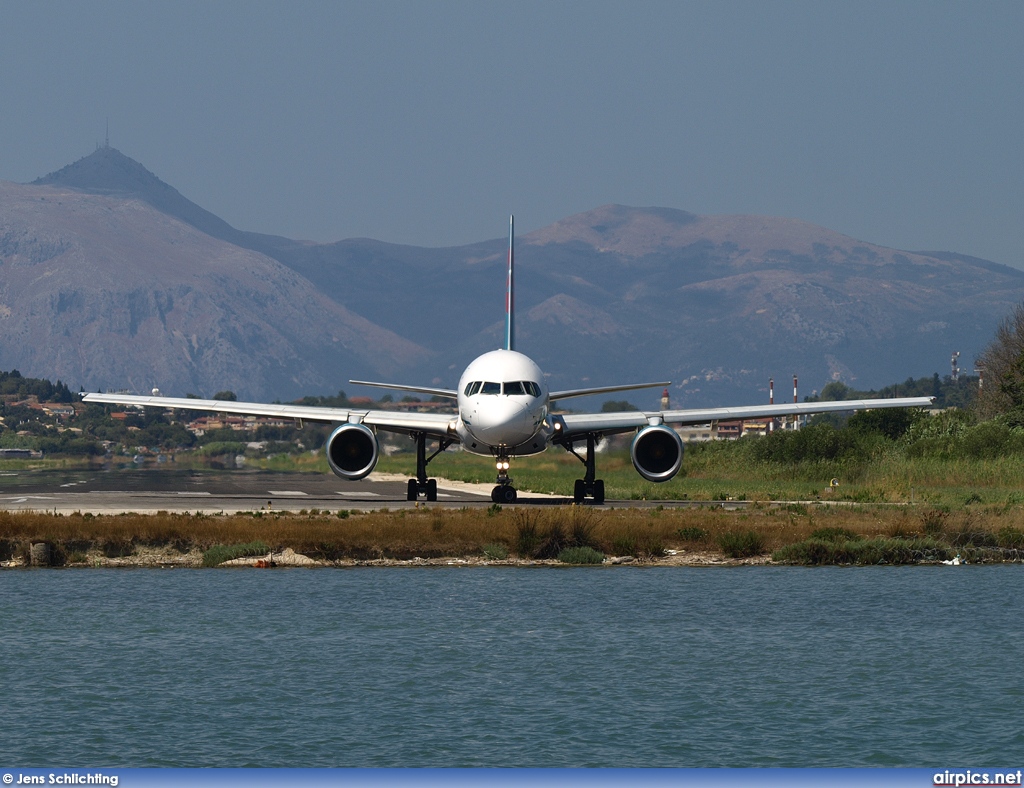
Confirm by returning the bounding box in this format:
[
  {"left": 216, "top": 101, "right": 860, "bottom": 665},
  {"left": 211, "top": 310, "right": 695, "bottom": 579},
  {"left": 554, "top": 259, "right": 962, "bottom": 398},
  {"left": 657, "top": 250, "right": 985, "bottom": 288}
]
[{"left": 2, "top": 1, "right": 1022, "bottom": 266}]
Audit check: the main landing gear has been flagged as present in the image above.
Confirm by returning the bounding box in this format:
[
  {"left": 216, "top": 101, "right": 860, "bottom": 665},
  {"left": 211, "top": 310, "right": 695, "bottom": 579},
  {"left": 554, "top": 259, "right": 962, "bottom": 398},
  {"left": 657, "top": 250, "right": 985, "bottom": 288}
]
[
  {"left": 407, "top": 432, "right": 453, "bottom": 502},
  {"left": 560, "top": 433, "right": 605, "bottom": 505},
  {"left": 491, "top": 454, "right": 517, "bottom": 503}
]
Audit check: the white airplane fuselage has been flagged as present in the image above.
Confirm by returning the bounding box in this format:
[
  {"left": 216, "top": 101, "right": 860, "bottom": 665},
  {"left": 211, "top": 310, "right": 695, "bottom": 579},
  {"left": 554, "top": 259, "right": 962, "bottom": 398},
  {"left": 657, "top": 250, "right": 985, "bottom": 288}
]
[{"left": 454, "top": 349, "right": 553, "bottom": 457}]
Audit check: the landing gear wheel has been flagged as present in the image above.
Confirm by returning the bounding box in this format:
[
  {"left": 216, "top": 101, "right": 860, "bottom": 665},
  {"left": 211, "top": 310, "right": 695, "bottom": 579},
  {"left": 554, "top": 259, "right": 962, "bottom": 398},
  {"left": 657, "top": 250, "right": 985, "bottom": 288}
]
[
  {"left": 426, "top": 479, "right": 437, "bottom": 502},
  {"left": 593, "top": 480, "right": 605, "bottom": 505},
  {"left": 573, "top": 479, "right": 586, "bottom": 503},
  {"left": 492, "top": 485, "right": 517, "bottom": 504},
  {"left": 407, "top": 479, "right": 418, "bottom": 501}
]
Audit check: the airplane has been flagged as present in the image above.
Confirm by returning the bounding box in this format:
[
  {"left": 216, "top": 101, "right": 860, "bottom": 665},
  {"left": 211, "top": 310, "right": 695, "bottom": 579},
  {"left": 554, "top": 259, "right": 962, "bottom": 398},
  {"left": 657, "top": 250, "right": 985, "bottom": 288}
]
[{"left": 83, "top": 217, "right": 934, "bottom": 504}]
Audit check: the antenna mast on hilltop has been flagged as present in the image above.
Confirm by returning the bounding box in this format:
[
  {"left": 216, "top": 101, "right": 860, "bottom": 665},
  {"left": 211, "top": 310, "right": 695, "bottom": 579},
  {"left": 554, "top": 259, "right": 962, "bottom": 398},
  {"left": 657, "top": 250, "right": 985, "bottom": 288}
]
[
  {"left": 105, "top": 118, "right": 109, "bottom": 149},
  {"left": 951, "top": 351, "right": 960, "bottom": 381}
]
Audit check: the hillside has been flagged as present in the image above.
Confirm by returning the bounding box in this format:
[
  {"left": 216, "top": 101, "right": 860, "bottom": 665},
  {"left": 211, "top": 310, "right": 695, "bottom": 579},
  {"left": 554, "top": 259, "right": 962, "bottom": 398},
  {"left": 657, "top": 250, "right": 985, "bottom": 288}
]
[
  {"left": 0, "top": 178, "right": 427, "bottom": 400},
  {"left": 6, "top": 147, "right": 1023, "bottom": 405}
]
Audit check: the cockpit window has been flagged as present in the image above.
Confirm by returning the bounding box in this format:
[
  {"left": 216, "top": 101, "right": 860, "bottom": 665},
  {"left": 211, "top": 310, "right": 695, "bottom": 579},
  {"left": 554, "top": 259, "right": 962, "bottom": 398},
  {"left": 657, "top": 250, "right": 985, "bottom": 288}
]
[{"left": 466, "top": 380, "right": 540, "bottom": 396}]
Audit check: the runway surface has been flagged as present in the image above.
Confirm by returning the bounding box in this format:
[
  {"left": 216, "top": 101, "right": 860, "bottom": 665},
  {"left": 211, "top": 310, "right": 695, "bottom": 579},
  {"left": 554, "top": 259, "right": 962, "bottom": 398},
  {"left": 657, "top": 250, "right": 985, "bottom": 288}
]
[{"left": 0, "top": 467, "right": 743, "bottom": 514}]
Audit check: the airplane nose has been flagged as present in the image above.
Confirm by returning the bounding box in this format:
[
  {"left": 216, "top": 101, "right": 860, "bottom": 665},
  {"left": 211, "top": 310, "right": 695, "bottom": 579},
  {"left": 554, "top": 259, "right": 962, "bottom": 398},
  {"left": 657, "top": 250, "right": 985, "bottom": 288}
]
[{"left": 469, "top": 399, "right": 535, "bottom": 446}]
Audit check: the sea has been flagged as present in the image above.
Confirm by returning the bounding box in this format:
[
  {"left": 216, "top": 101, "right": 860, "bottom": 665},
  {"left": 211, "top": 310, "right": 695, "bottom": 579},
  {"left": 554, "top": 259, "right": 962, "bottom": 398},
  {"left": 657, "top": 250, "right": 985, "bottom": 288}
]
[{"left": 1, "top": 566, "right": 1022, "bottom": 768}]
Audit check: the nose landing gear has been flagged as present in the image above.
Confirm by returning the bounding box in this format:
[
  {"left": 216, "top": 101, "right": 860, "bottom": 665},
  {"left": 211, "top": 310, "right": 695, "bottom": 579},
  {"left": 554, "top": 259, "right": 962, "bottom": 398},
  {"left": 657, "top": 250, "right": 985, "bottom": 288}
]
[{"left": 491, "top": 454, "right": 517, "bottom": 503}]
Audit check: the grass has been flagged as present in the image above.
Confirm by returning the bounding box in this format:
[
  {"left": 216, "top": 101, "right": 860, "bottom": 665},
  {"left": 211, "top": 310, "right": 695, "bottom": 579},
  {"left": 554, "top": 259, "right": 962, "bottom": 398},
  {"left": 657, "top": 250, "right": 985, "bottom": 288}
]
[{"left": 363, "top": 442, "right": 1024, "bottom": 509}]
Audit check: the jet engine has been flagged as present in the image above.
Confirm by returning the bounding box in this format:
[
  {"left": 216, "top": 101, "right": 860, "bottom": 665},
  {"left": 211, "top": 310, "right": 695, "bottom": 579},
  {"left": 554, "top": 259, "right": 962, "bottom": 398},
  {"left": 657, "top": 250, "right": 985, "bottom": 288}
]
[
  {"left": 630, "top": 424, "right": 684, "bottom": 482},
  {"left": 325, "top": 423, "right": 379, "bottom": 480}
]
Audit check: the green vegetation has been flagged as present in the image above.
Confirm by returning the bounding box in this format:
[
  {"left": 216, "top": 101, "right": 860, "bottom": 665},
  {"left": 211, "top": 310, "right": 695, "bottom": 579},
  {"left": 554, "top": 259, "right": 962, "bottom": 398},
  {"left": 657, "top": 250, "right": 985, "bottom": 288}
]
[
  {"left": 718, "top": 530, "right": 766, "bottom": 558},
  {"left": 202, "top": 541, "right": 271, "bottom": 567},
  {"left": 558, "top": 546, "right": 606, "bottom": 564},
  {"left": 481, "top": 543, "right": 509, "bottom": 560},
  {"left": 805, "top": 373, "right": 977, "bottom": 410},
  {"left": 772, "top": 537, "right": 951, "bottom": 565},
  {"left": 0, "top": 370, "right": 74, "bottom": 402}
]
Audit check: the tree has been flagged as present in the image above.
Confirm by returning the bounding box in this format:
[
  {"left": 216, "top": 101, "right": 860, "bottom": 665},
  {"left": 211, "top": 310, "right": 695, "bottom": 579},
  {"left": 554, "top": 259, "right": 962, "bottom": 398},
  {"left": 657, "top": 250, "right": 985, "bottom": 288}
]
[
  {"left": 601, "top": 400, "right": 638, "bottom": 412},
  {"left": 976, "top": 303, "right": 1024, "bottom": 422},
  {"left": 213, "top": 390, "right": 238, "bottom": 401}
]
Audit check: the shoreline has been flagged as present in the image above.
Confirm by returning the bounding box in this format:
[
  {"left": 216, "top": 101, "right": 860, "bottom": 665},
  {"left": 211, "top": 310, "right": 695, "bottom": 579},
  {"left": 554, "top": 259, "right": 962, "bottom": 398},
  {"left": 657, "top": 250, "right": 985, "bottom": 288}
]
[
  {"left": 2, "top": 545, "right": 766, "bottom": 569},
  {"left": 3, "top": 501, "right": 1021, "bottom": 568}
]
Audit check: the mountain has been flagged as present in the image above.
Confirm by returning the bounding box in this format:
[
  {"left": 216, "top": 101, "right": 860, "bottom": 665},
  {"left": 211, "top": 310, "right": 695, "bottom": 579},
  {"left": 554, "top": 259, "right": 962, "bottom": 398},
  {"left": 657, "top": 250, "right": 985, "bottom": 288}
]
[
  {"left": 0, "top": 174, "right": 427, "bottom": 400},
  {"left": 7, "top": 147, "right": 1023, "bottom": 405}
]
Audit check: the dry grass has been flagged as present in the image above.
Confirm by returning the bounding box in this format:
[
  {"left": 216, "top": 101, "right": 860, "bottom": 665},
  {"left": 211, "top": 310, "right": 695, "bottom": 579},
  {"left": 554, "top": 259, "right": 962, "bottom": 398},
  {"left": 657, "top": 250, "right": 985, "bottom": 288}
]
[{"left": 4, "top": 503, "right": 1024, "bottom": 565}]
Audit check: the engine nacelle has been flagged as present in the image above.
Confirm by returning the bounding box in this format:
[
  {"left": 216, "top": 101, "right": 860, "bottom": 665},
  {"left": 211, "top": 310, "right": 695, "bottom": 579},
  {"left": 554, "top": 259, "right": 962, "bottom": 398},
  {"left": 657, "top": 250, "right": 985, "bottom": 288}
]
[
  {"left": 630, "top": 424, "right": 684, "bottom": 483},
  {"left": 325, "top": 423, "right": 379, "bottom": 480}
]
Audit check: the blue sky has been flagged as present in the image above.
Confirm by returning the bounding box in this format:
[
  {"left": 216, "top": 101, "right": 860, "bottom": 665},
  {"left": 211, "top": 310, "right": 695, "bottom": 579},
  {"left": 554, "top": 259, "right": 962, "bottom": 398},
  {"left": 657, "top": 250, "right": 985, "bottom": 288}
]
[{"left": 2, "top": 0, "right": 1022, "bottom": 266}]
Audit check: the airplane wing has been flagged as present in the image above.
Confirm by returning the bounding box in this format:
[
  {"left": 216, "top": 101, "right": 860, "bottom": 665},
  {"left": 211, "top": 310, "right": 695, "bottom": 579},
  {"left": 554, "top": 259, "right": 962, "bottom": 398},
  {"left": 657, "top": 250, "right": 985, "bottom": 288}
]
[
  {"left": 348, "top": 380, "right": 458, "bottom": 399},
  {"left": 549, "top": 381, "right": 670, "bottom": 401},
  {"left": 80, "top": 392, "right": 457, "bottom": 438},
  {"left": 556, "top": 396, "right": 935, "bottom": 439}
]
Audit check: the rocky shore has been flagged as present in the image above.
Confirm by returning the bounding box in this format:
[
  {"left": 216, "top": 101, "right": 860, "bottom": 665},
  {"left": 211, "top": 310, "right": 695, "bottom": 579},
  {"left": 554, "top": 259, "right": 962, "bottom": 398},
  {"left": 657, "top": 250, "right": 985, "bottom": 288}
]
[{"left": 2, "top": 545, "right": 763, "bottom": 569}]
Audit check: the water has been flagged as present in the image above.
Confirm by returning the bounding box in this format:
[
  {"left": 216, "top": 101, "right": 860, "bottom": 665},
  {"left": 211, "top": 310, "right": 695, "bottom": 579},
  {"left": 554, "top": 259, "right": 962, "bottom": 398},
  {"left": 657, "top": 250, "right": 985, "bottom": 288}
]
[{"left": 1, "top": 566, "right": 1022, "bottom": 767}]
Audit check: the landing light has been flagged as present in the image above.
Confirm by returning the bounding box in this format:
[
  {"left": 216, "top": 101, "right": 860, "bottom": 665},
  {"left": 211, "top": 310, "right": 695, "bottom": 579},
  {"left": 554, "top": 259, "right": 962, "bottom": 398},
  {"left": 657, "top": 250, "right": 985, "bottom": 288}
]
[{"left": 496, "top": 461, "right": 510, "bottom": 470}]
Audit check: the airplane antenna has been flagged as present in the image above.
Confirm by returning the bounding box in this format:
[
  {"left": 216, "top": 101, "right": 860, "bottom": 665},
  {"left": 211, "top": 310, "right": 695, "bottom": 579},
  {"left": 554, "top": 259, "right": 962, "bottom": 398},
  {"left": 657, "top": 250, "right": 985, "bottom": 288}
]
[{"left": 505, "top": 215, "right": 515, "bottom": 351}]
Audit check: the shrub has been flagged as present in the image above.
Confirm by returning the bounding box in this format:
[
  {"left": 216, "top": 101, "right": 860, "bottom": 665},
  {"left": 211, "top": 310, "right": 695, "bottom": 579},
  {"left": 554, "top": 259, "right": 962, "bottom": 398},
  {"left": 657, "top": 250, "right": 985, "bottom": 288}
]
[
  {"left": 847, "top": 408, "right": 918, "bottom": 440},
  {"left": 202, "top": 541, "right": 270, "bottom": 567},
  {"left": 718, "top": 530, "right": 766, "bottom": 558},
  {"left": 997, "top": 526, "right": 1024, "bottom": 549},
  {"left": 611, "top": 535, "right": 636, "bottom": 555},
  {"left": 611, "top": 531, "right": 664, "bottom": 558},
  {"left": 558, "top": 546, "right": 605, "bottom": 565},
  {"left": 513, "top": 511, "right": 541, "bottom": 557},
  {"left": 482, "top": 543, "right": 509, "bottom": 560},
  {"left": 676, "top": 526, "right": 708, "bottom": 542},
  {"left": 949, "top": 527, "right": 998, "bottom": 548},
  {"left": 747, "top": 423, "right": 874, "bottom": 464},
  {"left": 565, "top": 507, "right": 598, "bottom": 549},
  {"left": 773, "top": 537, "right": 951, "bottom": 565},
  {"left": 535, "top": 520, "right": 568, "bottom": 559},
  {"left": 772, "top": 538, "right": 849, "bottom": 565},
  {"left": 0, "top": 538, "right": 18, "bottom": 561},
  {"left": 809, "top": 527, "right": 860, "bottom": 543},
  {"left": 920, "top": 508, "right": 949, "bottom": 536},
  {"left": 102, "top": 538, "right": 135, "bottom": 558}
]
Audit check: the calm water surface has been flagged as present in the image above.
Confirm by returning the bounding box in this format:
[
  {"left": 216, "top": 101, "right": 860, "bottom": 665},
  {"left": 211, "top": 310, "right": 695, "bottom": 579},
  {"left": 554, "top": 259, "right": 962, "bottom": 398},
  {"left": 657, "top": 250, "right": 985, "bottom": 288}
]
[{"left": 1, "top": 567, "right": 1022, "bottom": 767}]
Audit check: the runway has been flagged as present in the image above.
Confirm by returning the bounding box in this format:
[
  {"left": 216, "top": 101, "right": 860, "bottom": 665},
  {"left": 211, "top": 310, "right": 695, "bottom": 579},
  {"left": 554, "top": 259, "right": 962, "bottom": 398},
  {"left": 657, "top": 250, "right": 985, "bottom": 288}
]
[
  {"left": 0, "top": 468, "right": 574, "bottom": 514},
  {"left": 0, "top": 467, "right": 743, "bottom": 514}
]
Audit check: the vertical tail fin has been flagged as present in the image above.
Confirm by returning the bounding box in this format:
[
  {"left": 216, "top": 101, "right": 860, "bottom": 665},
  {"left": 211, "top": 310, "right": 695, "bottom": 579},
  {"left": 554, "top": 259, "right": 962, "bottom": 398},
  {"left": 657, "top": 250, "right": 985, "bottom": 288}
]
[{"left": 505, "top": 215, "right": 515, "bottom": 351}]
